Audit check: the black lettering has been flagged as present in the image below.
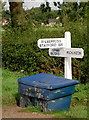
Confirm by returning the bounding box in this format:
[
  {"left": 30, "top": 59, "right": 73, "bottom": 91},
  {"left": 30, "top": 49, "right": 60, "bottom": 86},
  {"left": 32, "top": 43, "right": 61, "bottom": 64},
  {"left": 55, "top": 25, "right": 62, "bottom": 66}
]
[
  {"left": 67, "top": 51, "right": 71, "bottom": 54},
  {"left": 58, "top": 43, "right": 63, "bottom": 46},
  {"left": 67, "top": 51, "right": 82, "bottom": 55}
]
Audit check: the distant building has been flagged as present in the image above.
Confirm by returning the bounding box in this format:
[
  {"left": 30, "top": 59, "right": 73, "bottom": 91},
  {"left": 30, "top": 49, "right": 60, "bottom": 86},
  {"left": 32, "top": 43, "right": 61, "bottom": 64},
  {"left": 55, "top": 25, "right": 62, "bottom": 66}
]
[
  {"left": 0, "top": 19, "right": 9, "bottom": 26},
  {"left": 48, "top": 17, "right": 63, "bottom": 27},
  {"left": 48, "top": 17, "right": 60, "bottom": 24},
  {"left": 48, "top": 19, "right": 57, "bottom": 24}
]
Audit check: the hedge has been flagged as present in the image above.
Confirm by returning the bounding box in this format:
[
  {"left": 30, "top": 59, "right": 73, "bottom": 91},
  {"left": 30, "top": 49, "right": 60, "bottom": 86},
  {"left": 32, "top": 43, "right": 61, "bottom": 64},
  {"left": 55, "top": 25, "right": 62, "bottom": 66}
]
[{"left": 2, "top": 23, "right": 88, "bottom": 83}]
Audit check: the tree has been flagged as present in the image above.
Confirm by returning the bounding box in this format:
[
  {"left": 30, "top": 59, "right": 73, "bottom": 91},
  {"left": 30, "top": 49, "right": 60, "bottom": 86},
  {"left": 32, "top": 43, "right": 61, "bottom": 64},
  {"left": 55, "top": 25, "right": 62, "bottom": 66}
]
[
  {"left": 39, "top": 2, "right": 51, "bottom": 24},
  {"left": 53, "top": 2, "right": 88, "bottom": 23},
  {"left": 45, "top": 2, "right": 51, "bottom": 12},
  {"left": 40, "top": 2, "right": 51, "bottom": 13},
  {"left": 40, "top": 3, "right": 46, "bottom": 13},
  {"left": 53, "top": 1, "right": 63, "bottom": 24},
  {"left": 1, "top": 1, "right": 6, "bottom": 19},
  {"left": 8, "top": 0, "right": 25, "bottom": 27},
  {"left": 53, "top": 2, "right": 57, "bottom": 7}
]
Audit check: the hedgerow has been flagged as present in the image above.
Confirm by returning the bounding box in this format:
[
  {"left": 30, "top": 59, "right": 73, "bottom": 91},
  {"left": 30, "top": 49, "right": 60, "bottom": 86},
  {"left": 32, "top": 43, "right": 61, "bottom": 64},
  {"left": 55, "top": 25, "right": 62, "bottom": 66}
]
[{"left": 2, "top": 21, "right": 88, "bottom": 83}]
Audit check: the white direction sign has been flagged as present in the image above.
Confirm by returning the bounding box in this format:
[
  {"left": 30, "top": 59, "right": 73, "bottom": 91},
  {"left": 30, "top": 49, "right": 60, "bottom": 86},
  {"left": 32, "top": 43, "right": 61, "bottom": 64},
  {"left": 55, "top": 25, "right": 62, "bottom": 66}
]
[
  {"left": 49, "top": 48, "right": 84, "bottom": 58},
  {"left": 37, "top": 32, "right": 84, "bottom": 80},
  {"left": 37, "top": 38, "right": 65, "bottom": 49}
]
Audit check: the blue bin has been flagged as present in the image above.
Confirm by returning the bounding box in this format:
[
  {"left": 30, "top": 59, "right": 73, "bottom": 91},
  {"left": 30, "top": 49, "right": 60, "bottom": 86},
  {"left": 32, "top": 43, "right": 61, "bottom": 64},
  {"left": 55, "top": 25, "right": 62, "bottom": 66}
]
[{"left": 18, "top": 73, "right": 79, "bottom": 111}]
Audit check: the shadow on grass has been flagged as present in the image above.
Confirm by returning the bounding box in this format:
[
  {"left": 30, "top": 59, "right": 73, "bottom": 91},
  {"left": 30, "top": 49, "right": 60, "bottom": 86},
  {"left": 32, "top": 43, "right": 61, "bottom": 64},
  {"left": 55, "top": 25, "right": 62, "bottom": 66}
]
[{"left": 14, "top": 92, "right": 20, "bottom": 106}]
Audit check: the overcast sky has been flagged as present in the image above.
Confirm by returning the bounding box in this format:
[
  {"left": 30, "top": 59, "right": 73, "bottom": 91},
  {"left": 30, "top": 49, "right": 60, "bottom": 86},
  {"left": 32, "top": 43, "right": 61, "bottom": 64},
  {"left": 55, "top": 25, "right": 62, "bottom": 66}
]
[
  {"left": 23, "top": 0, "right": 63, "bottom": 10},
  {"left": 2, "top": 0, "right": 88, "bottom": 10},
  {"left": 2, "top": 0, "right": 64, "bottom": 10}
]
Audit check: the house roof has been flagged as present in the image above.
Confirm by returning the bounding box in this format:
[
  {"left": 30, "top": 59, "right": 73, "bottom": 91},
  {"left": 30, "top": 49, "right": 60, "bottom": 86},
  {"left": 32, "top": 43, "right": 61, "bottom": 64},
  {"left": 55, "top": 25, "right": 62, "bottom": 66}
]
[{"left": 48, "top": 19, "right": 57, "bottom": 23}]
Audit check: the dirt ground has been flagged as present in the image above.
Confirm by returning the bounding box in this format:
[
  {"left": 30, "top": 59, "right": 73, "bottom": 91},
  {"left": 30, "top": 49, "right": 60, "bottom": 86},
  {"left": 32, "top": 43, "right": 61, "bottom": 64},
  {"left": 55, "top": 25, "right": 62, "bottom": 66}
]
[{"left": 2, "top": 105, "right": 54, "bottom": 118}]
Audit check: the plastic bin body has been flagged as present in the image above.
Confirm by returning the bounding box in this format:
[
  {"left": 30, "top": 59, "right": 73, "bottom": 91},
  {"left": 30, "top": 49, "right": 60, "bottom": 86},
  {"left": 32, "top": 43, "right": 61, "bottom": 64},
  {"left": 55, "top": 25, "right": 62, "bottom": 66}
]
[
  {"left": 19, "top": 95, "right": 72, "bottom": 111},
  {"left": 18, "top": 83, "right": 75, "bottom": 100},
  {"left": 18, "top": 73, "right": 79, "bottom": 111},
  {"left": 40, "top": 95, "right": 72, "bottom": 111}
]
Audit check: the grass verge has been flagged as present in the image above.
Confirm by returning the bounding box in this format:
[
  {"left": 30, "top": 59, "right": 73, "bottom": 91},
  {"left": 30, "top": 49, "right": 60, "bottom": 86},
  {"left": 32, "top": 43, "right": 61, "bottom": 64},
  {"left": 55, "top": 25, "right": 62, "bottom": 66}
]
[
  {"left": 19, "top": 105, "right": 87, "bottom": 118},
  {"left": 2, "top": 69, "right": 26, "bottom": 105}
]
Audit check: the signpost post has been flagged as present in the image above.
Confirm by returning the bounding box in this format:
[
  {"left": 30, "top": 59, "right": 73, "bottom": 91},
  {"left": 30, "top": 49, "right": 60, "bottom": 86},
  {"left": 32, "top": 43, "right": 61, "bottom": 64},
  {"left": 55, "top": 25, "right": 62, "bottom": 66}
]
[
  {"left": 37, "top": 32, "right": 84, "bottom": 80},
  {"left": 64, "top": 32, "right": 72, "bottom": 79}
]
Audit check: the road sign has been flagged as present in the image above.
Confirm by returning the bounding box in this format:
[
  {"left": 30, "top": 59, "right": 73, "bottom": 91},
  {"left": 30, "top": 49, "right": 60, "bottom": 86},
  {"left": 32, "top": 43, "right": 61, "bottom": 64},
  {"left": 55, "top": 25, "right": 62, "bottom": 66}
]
[
  {"left": 37, "top": 38, "right": 65, "bottom": 49},
  {"left": 37, "top": 32, "right": 84, "bottom": 80},
  {"left": 49, "top": 48, "right": 84, "bottom": 58},
  {"left": 49, "top": 48, "right": 63, "bottom": 57}
]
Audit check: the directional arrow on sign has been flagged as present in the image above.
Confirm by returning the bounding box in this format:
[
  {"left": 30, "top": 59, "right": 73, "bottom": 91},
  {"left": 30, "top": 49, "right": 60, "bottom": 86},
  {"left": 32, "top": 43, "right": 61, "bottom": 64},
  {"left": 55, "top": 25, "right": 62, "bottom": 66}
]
[
  {"left": 37, "top": 38, "right": 65, "bottom": 49},
  {"left": 49, "top": 48, "right": 84, "bottom": 58}
]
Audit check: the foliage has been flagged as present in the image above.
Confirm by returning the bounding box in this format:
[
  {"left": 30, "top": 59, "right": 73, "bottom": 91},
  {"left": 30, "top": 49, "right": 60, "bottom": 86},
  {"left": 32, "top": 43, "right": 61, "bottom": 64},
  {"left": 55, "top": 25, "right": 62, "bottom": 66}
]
[
  {"left": 2, "top": 26, "right": 65, "bottom": 76},
  {"left": 2, "top": 1, "right": 88, "bottom": 82},
  {"left": 2, "top": 20, "right": 88, "bottom": 82},
  {"left": 53, "top": 2, "right": 88, "bottom": 23},
  {"left": 25, "top": 7, "right": 53, "bottom": 24},
  {"left": 40, "top": 2, "right": 51, "bottom": 13},
  {"left": 72, "top": 84, "right": 88, "bottom": 104},
  {"left": 24, "top": 1, "right": 52, "bottom": 25},
  {"left": 2, "top": 10, "right": 10, "bottom": 19},
  {"left": 0, "top": 1, "right": 7, "bottom": 19},
  {"left": 22, "top": 2, "right": 88, "bottom": 26}
]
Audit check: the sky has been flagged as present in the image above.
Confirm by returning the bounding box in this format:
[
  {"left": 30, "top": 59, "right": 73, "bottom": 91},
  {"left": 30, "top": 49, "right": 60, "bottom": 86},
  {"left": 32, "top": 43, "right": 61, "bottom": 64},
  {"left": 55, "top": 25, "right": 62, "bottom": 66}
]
[
  {"left": 2, "top": 0, "right": 88, "bottom": 10},
  {"left": 23, "top": 0, "right": 63, "bottom": 10},
  {"left": 2, "top": 0, "right": 64, "bottom": 10}
]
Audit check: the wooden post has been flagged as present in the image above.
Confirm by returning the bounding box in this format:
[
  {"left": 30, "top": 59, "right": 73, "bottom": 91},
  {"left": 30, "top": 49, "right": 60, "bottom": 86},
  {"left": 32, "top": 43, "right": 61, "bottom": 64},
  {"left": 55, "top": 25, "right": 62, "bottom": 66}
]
[{"left": 64, "top": 32, "right": 72, "bottom": 79}]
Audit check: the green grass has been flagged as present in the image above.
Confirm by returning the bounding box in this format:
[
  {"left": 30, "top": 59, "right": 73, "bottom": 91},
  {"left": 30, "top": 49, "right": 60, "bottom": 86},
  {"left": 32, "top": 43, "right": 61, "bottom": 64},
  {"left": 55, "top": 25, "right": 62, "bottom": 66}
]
[
  {"left": 2, "top": 69, "right": 26, "bottom": 105},
  {"left": 19, "top": 105, "right": 87, "bottom": 118},
  {"left": 43, "top": 105, "right": 87, "bottom": 118},
  {"left": 20, "top": 106, "right": 41, "bottom": 113},
  {"left": 2, "top": 69, "right": 88, "bottom": 118}
]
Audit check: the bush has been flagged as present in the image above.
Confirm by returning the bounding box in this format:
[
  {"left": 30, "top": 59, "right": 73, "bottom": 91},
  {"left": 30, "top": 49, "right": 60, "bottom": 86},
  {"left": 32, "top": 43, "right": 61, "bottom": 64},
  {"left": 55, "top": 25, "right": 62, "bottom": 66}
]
[
  {"left": 2, "top": 41, "right": 64, "bottom": 76},
  {"left": 2, "top": 21, "right": 88, "bottom": 83},
  {"left": 2, "top": 27, "right": 64, "bottom": 76}
]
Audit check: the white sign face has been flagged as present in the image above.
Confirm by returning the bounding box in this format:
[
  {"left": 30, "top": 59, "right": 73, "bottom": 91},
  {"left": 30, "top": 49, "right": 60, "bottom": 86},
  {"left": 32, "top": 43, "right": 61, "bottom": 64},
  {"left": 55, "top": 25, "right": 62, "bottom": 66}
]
[
  {"left": 37, "top": 38, "right": 65, "bottom": 49},
  {"left": 49, "top": 48, "right": 63, "bottom": 57},
  {"left": 49, "top": 48, "right": 84, "bottom": 58}
]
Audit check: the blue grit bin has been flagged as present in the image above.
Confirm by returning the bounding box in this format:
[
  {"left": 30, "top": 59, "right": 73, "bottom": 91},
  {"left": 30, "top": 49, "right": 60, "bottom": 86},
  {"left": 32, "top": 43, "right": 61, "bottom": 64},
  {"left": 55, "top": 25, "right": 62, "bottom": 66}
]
[{"left": 18, "top": 73, "right": 80, "bottom": 112}]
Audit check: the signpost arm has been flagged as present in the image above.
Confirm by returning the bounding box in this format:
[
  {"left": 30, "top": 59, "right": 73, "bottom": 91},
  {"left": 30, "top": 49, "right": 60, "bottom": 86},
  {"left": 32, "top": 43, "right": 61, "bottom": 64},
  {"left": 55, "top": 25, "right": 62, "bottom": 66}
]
[{"left": 64, "top": 32, "right": 72, "bottom": 79}]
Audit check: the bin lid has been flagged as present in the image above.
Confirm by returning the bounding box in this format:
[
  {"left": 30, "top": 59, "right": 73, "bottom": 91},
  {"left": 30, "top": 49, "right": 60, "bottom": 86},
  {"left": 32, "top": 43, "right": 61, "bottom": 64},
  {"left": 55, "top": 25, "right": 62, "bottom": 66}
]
[{"left": 18, "top": 73, "right": 80, "bottom": 89}]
